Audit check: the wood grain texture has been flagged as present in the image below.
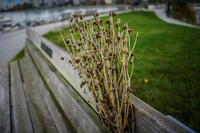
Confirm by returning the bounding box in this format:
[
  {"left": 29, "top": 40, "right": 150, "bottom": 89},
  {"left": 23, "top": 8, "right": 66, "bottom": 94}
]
[
  {"left": 26, "top": 39, "right": 105, "bottom": 133},
  {"left": 131, "top": 95, "right": 189, "bottom": 133},
  {"left": 10, "top": 61, "right": 33, "bottom": 133},
  {"left": 21, "top": 50, "right": 76, "bottom": 133},
  {"left": 0, "top": 63, "right": 10, "bottom": 133},
  {"left": 20, "top": 58, "right": 59, "bottom": 133}
]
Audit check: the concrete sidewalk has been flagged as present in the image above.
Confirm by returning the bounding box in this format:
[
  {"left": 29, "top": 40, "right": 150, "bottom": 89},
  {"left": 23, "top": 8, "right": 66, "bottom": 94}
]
[{"left": 154, "top": 9, "right": 200, "bottom": 28}]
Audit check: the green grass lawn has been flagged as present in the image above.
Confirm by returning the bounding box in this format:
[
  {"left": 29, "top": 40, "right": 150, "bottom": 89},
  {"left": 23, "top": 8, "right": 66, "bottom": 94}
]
[{"left": 43, "top": 11, "right": 200, "bottom": 132}]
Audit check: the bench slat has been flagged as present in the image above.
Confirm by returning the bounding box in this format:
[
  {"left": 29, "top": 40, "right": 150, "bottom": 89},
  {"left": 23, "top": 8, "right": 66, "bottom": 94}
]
[
  {"left": 21, "top": 50, "right": 76, "bottom": 133},
  {"left": 26, "top": 38, "right": 104, "bottom": 133},
  {"left": 10, "top": 61, "right": 33, "bottom": 133},
  {"left": 0, "top": 63, "right": 10, "bottom": 133}
]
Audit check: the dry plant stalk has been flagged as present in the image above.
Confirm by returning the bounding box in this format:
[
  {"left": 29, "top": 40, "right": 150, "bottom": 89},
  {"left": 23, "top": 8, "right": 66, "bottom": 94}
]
[{"left": 61, "top": 11, "right": 138, "bottom": 133}]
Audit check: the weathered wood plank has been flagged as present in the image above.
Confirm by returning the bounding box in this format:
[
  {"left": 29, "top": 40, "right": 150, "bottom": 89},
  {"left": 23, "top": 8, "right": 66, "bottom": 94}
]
[
  {"left": 0, "top": 63, "right": 10, "bottom": 133},
  {"left": 26, "top": 39, "right": 104, "bottom": 133},
  {"left": 20, "top": 58, "right": 58, "bottom": 133},
  {"left": 21, "top": 50, "right": 76, "bottom": 133},
  {"left": 27, "top": 28, "right": 97, "bottom": 113},
  {"left": 10, "top": 61, "right": 33, "bottom": 133},
  {"left": 131, "top": 95, "right": 189, "bottom": 133}
]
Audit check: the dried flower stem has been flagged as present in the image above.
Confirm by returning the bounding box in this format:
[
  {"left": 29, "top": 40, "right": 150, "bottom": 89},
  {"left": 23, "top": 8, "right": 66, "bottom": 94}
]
[{"left": 61, "top": 11, "right": 138, "bottom": 133}]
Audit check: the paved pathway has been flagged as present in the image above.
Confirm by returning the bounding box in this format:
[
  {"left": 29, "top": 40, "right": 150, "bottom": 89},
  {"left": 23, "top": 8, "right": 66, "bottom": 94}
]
[{"left": 154, "top": 9, "right": 200, "bottom": 28}]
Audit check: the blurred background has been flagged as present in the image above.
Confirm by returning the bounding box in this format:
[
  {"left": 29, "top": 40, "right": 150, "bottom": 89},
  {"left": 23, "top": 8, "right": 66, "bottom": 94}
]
[{"left": 0, "top": 0, "right": 200, "bottom": 33}]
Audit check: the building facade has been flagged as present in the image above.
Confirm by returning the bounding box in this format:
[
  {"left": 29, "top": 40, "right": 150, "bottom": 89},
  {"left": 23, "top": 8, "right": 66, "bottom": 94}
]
[{"left": 0, "top": 0, "right": 7, "bottom": 10}]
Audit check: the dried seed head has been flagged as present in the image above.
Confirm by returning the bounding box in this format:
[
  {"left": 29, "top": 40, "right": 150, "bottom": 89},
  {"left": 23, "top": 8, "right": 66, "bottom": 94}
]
[
  {"left": 115, "top": 22, "right": 120, "bottom": 28},
  {"left": 73, "top": 13, "right": 77, "bottom": 18},
  {"left": 109, "top": 11, "right": 116, "bottom": 17},
  {"left": 76, "top": 47, "right": 80, "bottom": 52},
  {"left": 80, "top": 81, "right": 87, "bottom": 88},
  {"left": 66, "top": 39, "right": 70, "bottom": 44},
  {"left": 123, "top": 25, "right": 127, "bottom": 30},
  {"left": 93, "top": 20, "right": 98, "bottom": 26},
  {"left": 129, "top": 60, "right": 133, "bottom": 64},
  {"left": 68, "top": 44, "right": 71, "bottom": 47},
  {"left": 83, "top": 55, "right": 87, "bottom": 60},
  {"left": 135, "top": 35, "right": 139, "bottom": 39},
  {"left": 96, "top": 32, "right": 101, "bottom": 39},
  {"left": 80, "top": 14, "right": 84, "bottom": 20},
  {"left": 82, "top": 36, "right": 85, "bottom": 40},
  {"left": 75, "top": 57, "right": 81, "bottom": 64},
  {"left": 74, "top": 25, "right": 79, "bottom": 32},
  {"left": 69, "top": 29, "right": 73, "bottom": 34},
  {"left": 128, "top": 28, "right": 132, "bottom": 34},
  {"left": 69, "top": 18, "right": 73, "bottom": 22},
  {"left": 81, "top": 24, "right": 84, "bottom": 28},
  {"left": 74, "top": 18, "right": 78, "bottom": 23},
  {"left": 105, "top": 19, "right": 110, "bottom": 25},
  {"left": 82, "top": 23, "right": 87, "bottom": 29},
  {"left": 117, "top": 35, "right": 121, "bottom": 41},
  {"left": 94, "top": 12, "right": 99, "bottom": 18},
  {"left": 61, "top": 56, "right": 64, "bottom": 60},
  {"left": 77, "top": 42, "right": 82, "bottom": 46},
  {"left": 106, "top": 38, "right": 112, "bottom": 43}
]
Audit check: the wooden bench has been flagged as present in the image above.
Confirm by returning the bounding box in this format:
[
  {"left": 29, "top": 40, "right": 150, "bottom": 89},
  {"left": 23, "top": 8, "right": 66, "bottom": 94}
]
[
  {"left": 26, "top": 28, "right": 191, "bottom": 133},
  {"left": 26, "top": 39, "right": 104, "bottom": 133},
  {"left": 9, "top": 51, "right": 77, "bottom": 133},
  {"left": 3, "top": 27, "right": 192, "bottom": 132},
  {"left": 0, "top": 63, "right": 10, "bottom": 133}
]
